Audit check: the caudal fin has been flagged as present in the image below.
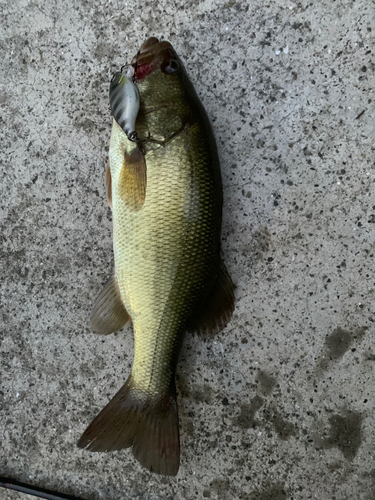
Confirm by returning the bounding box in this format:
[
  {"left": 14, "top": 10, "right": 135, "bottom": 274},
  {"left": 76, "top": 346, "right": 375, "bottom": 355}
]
[{"left": 77, "top": 377, "right": 180, "bottom": 476}]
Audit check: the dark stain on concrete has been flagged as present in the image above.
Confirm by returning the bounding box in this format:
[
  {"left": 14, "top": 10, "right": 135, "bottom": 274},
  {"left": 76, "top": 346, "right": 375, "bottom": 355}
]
[
  {"left": 256, "top": 370, "right": 277, "bottom": 396},
  {"left": 272, "top": 411, "right": 297, "bottom": 440},
  {"left": 327, "top": 461, "right": 343, "bottom": 472},
  {"left": 210, "top": 478, "right": 231, "bottom": 500},
  {"left": 240, "top": 227, "right": 271, "bottom": 265},
  {"left": 318, "top": 326, "right": 368, "bottom": 370},
  {"left": 176, "top": 373, "right": 190, "bottom": 397},
  {"left": 94, "top": 42, "right": 114, "bottom": 61},
  {"left": 74, "top": 118, "right": 96, "bottom": 132},
  {"left": 325, "top": 327, "right": 353, "bottom": 360},
  {"left": 176, "top": 374, "right": 213, "bottom": 404},
  {"left": 234, "top": 395, "right": 296, "bottom": 440},
  {"left": 315, "top": 411, "right": 363, "bottom": 460},
  {"left": 263, "top": 406, "right": 297, "bottom": 440},
  {"left": 192, "top": 384, "right": 214, "bottom": 404},
  {"left": 327, "top": 412, "right": 363, "bottom": 460},
  {"left": 249, "top": 482, "right": 286, "bottom": 500},
  {"left": 185, "top": 419, "right": 194, "bottom": 438},
  {"left": 234, "top": 395, "right": 264, "bottom": 429}
]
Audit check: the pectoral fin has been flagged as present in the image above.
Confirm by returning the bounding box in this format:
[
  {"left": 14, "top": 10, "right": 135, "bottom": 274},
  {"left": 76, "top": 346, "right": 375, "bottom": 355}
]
[
  {"left": 187, "top": 259, "right": 234, "bottom": 337},
  {"left": 90, "top": 276, "right": 131, "bottom": 335},
  {"left": 119, "top": 145, "right": 146, "bottom": 211}
]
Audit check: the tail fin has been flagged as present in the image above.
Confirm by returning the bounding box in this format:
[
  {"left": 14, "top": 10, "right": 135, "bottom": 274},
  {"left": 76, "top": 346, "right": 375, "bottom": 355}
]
[{"left": 77, "top": 377, "right": 180, "bottom": 476}]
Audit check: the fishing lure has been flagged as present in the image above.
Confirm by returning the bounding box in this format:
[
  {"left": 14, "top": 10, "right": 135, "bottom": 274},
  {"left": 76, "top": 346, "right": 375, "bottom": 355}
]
[{"left": 109, "top": 67, "right": 140, "bottom": 141}]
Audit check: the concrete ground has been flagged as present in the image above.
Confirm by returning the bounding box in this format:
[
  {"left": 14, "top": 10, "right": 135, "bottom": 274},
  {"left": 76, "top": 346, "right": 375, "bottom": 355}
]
[{"left": 1, "top": 0, "right": 375, "bottom": 499}]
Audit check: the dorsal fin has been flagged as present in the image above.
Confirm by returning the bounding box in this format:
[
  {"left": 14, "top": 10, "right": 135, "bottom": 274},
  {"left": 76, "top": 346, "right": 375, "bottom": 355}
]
[
  {"left": 187, "top": 259, "right": 234, "bottom": 337},
  {"left": 105, "top": 158, "right": 112, "bottom": 210}
]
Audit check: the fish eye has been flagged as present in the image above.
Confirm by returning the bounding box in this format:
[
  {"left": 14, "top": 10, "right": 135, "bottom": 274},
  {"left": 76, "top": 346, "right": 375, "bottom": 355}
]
[{"left": 162, "top": 59, "right": 180, "bottom": 74}]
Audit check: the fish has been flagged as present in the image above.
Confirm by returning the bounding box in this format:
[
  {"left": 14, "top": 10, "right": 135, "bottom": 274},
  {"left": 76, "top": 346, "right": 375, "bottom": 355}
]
[{"left": 77, "top": 37, "right": 234, "bottom": 476}]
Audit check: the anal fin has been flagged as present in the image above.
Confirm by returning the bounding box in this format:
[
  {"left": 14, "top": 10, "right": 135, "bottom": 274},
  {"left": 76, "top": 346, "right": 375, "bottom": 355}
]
[
  {"left": 90, "top": 276, "right": 131, "bottom": 335},
  {"left": 187, "top": 259, "right": 234, "bottom": 337}
]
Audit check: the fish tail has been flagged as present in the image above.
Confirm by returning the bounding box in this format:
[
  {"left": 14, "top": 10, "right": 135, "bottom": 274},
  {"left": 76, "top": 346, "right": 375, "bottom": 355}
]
[{"left": 77, "top": 377, "right": 180, "bottom": 476}]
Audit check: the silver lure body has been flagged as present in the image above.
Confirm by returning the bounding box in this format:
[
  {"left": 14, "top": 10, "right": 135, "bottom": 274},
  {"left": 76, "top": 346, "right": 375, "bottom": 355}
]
[{"left": 109, "top": 70, "right": 140, "bottom": 140}]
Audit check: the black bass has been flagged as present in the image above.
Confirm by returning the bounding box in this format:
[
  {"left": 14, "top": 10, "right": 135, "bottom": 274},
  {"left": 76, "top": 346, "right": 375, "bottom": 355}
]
[{"left": 78, "top": 37, "right": 234, "bottom": 476}]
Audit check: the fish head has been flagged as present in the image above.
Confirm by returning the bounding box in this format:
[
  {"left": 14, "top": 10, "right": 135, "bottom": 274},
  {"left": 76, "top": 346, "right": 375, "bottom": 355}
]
[
  {"left": 130, "top": 38, "right": 199, "bottom": 140},
  {"left": 131, "top": 38, "right": 180, "bottom": 81}
]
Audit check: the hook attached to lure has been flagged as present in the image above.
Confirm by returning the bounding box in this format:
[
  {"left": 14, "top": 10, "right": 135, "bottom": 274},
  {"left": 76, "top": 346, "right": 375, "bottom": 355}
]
[{"left": 109, "top": 67, "right": 140, "bottom": 142}]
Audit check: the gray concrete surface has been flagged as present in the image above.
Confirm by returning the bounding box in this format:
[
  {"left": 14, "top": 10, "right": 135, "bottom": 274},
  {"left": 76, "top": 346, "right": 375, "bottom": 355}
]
[{"left": 1, "top": 0, "right": 375, "bottom": 499}]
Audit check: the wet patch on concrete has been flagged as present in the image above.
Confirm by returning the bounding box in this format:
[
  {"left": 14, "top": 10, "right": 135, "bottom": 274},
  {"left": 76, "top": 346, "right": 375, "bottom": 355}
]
[
  {"left": 240, "top": 227, "right": 271, "bottom": 267},
  {"left": 234, "top": 395, "right": 264, "bottom": 429},
  {"left": 263, "top": 406, "right": 297, "bottom": 441},
  {"left": 249, "top": 482, "right": 286, "bottom": 500},
  {"left": 314, "top": 410, "right": 363, "bottom": 461},
  {"left": 209, "top": 477, "right": 232, "bottom": 500},
  {"left": 316, "top": 326, "right": 368, "bottom": 371},
  {"left": 233, "top": 394, "right": 296, "bottom": 441},
  {"left": 176, "top": 374, "right": 213, "bottom": 404},
  {"left": 255, "top": 370, "right": 277, "bottom": 396},
  {"left": 191, "top": 384, "right": 214, "bottom": 404}
]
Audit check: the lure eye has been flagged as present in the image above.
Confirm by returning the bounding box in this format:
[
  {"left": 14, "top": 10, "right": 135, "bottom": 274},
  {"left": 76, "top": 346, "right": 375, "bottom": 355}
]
[
  {"left": 110, "top": 72, "right": 123, "bottom": 87},
  {"left": 127, "top": 131, "right": 138, "bottom": 142},
  {"left": 162, "top": 59, "right": 180, "bottom": 74}
]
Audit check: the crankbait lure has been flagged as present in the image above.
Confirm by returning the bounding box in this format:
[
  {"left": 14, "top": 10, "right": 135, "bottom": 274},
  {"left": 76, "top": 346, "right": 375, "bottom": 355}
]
[{"left": 109, "top": 68, "right": 140, "bottom": 141}]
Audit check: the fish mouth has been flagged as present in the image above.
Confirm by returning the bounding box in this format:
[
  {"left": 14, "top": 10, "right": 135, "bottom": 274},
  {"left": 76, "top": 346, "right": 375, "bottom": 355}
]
[{"left": 131, "top": 37, "right": 177, "bottom": 81}]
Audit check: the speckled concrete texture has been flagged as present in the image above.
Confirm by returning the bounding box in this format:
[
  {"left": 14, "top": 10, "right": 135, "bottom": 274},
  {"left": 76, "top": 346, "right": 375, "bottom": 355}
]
[
  {"left": 2, "top": 492, "right": 35, "bottom": 500},
  {"left": 1, "top": 0, "right": 375, "bottom": 499}
]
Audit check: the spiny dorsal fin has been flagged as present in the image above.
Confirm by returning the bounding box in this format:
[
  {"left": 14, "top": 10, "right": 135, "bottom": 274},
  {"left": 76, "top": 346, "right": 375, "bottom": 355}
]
[
  {"left": 187, "top": 259, "right": 234, "bottom": 337},
  {"left": 90, "top": 275, "right": 131, "bottom": 335},
  {"left": 119, "top": 145, "right": 146, "bottom": 211},
  {"left": 105, "top": 158, "right": 112, "bottom": 210}
]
